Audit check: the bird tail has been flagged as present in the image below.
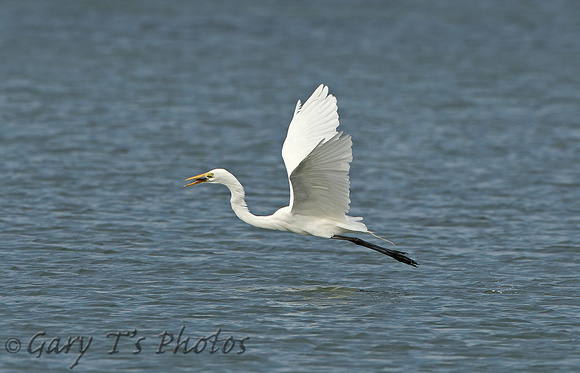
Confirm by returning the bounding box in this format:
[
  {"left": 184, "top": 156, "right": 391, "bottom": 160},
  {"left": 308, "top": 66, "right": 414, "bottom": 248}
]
[{"left": 337, "top": 216, "right": 368, "bottom": 234}]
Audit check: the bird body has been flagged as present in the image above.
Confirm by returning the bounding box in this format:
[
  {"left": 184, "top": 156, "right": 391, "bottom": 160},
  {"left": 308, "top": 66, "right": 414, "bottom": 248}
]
[
  {"left": 198, "top": 168, "right": 367, "bottom": 238},
  {"left": 185, "top": 85, "right": 417, "bottom": 267}
]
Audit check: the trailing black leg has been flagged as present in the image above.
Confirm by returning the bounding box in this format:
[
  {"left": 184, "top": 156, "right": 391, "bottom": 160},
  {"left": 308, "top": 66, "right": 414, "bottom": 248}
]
[{"left": 332, "top": 235, "right": 418, "bottom": 267}]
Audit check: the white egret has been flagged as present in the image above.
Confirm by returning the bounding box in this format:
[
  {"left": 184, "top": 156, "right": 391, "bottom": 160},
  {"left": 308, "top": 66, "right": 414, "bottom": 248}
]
[{"left": 185, "top": 85, "right": 417, "bottom": 267}]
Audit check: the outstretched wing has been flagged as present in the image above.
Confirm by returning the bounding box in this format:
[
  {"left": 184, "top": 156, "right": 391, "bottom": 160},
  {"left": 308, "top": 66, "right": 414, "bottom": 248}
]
[
  {"left": 281, "top": 85, "right": 353, "bottom": 219},
  {"left": 289, "top": 132, "right": 353, "bottom": 219},
  {"left": 282, "top": 84, "right": 340, "bottom": 177}
]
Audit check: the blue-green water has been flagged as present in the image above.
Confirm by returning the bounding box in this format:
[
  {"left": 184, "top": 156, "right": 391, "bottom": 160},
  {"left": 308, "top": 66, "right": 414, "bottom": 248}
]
[{"left": 1, "top": 1, "right": 579, "bottom": 371}]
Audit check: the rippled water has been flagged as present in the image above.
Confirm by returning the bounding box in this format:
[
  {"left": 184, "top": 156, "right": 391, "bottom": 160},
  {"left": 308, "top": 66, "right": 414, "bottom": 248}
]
[{"left": 2, "top": 1, "right": 579, "bottom": 371}]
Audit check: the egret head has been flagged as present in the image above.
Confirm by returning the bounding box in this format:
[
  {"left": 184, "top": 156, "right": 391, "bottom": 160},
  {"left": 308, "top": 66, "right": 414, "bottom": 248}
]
[{"left": 184, "top": 170, "right": 217, "bottom": 187}]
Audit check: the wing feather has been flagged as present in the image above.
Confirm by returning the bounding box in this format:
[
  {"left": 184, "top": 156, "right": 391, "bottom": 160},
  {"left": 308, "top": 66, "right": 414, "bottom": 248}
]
[
  {"left": 281, "top": 84, "right": 340, "bottom": 177},
  {"left": 281, "top": 85, "right": 359, "bottom": 221},
  {"left": 289, "top": 132, "right": 353, "bottom": 218}
]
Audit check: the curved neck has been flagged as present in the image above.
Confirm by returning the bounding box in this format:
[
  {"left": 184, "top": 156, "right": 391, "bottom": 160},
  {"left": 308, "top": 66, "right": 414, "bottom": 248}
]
[{"left": 218, "top": 172, "right": 280, "bottom": 231}]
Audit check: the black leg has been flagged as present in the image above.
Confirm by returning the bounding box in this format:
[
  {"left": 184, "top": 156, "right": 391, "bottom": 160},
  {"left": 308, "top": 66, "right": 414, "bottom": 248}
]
[{"left": 332, "top": 235, "right": 418, "bottom": 267}]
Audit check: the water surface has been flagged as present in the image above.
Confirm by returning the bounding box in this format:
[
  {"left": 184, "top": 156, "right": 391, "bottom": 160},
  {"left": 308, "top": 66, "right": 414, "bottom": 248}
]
[{"left": 1, "top": 1, "right": 579, "bottom": 371}]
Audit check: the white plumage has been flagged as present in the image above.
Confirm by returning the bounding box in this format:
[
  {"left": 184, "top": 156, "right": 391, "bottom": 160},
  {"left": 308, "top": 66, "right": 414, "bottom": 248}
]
[{"left": 185, "top": 85, "right": 417, "bottom": 266}]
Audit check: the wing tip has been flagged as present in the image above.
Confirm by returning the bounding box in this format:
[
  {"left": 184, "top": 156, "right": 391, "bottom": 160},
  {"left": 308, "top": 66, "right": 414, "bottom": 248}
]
[
  {"left": 294, "top": 99, "right": 302, "bottom": 115},
  {"left": 313, "top": 84, "right": 330, "bottom": 100}
]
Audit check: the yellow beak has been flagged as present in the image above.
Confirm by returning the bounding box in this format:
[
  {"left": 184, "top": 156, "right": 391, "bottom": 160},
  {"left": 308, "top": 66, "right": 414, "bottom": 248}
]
[{"left": 184, "top": 172, "right": 211, "bottom": 187}]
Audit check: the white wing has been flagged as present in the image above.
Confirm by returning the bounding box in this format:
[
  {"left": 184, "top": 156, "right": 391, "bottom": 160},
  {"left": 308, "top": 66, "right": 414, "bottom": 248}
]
[
  {"left": 281, "top": 85, "right": 353, "bottom": 219},
  {"left": 282, "top": 84, "right": 340, "bottom": 176}
]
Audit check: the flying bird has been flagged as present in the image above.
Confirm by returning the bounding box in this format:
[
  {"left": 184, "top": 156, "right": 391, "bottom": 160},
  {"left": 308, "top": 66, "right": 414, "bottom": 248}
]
[{"left": 185, "top": 85, "right": 417, "bottom": 267}]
